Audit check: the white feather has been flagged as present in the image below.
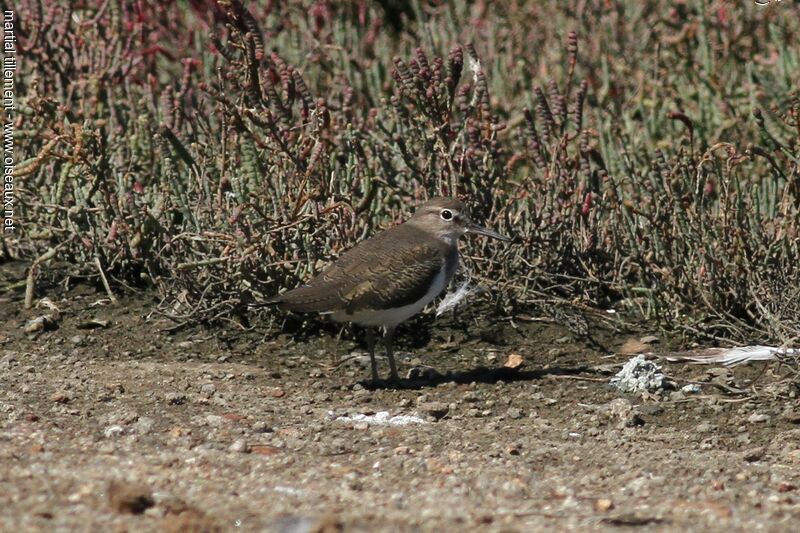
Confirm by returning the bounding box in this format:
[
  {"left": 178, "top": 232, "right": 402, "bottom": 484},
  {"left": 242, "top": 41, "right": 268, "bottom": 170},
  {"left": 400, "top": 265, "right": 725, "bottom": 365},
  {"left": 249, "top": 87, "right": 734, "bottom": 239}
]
[
  {"left": 435, "top": 280, "right": 481, "bottom": 317},
  {"left": 666, "top": 345, "right": 799, "bottom": 366}
]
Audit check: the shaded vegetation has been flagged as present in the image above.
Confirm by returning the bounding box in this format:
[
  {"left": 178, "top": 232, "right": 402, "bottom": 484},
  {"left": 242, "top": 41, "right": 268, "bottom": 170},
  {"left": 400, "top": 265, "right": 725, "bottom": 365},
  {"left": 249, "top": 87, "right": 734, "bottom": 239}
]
[{"left": 5, "top": 0, "right": 800, "bottom": 342}]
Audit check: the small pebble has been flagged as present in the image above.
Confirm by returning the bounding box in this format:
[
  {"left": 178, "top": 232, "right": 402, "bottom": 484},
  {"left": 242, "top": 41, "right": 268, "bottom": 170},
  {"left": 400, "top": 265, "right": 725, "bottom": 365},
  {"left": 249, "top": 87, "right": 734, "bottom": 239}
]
[
  {"left": 507, "top": 407, "right": 523, "bottom": 419},
  {"left": 669, "top": 392, "right": 686, "bottom": 402},
  {"left": 505, "top": 443, "right": 521, "bottom": 455},
  {"left": 107, "top": 480, "right": 154, "bottom": 515},
  {"left": 743, "top": 447, "right": 766, "bottom": 462},
  {"left": 639, "top": 404, "right": 664, "bottom": 416},
  {"left": 132, "top": 417, "right": 155, "bottom": 435},
  {"left": 206, "top": 415, "right": 224, "bottom": 427},
  {"left": 50, "top": 391, "right": 71, "bottom": 404},
  {"left": 595, "top": 498, "right": 614, "bottom": 512},
  {"left": 252, "top": 421, "right": 272, "bottom": 433},
  {"left": 748, "top": 413, "right": 771, "bottom": 424},
  {"left": 463, "top": 392, "right": 481, "bottom": 403},
  {"left": 418, "top": 402, "right": 449, "bottom": 420},
  {"left": 229, "top": 439, "right": 250, "bottom": 453},
  {"left": 783, "top": 410, "right": 800, "bottom": 424},
  {"left": 165, "top": 393, "right": 187, "bottom": 405},
  {"left": 696, "top": 422, "right": 715, "bottom": 433},
  {"left": 104, "top": 425, "right": 125, "bottom": 438}
]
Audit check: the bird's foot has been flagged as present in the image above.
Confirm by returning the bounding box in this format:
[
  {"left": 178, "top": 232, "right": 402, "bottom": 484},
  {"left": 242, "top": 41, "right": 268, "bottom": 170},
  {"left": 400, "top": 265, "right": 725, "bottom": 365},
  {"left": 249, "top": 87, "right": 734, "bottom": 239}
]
[
  {"left": 359, "top": 377, "right": 388, "bottom": 390},
  {"left": 386, "top": 372, "right": 405, "bottom": 388},
  {"left": 358, "top": 372, "right": 407, "bottom": 390}
]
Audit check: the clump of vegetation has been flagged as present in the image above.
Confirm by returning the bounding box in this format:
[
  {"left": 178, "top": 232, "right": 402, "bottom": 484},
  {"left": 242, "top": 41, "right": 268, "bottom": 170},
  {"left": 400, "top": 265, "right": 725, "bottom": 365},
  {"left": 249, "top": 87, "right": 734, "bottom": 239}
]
[{"left": 6, "top": 1, "right": 800, "bottom": 343}]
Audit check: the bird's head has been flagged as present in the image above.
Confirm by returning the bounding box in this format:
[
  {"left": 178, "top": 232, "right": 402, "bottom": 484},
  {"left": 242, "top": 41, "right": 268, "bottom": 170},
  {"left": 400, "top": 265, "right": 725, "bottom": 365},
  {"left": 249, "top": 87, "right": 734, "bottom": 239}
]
[{"left": 408, "top": 197, "right": 511, "bottom": 244}]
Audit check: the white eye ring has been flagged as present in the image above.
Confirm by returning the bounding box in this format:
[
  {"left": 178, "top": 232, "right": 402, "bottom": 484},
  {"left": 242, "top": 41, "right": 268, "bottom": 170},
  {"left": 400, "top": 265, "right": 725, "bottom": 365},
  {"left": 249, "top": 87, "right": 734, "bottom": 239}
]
[{"left": 440, "top": 209, "right": 454, "bottom": 221}]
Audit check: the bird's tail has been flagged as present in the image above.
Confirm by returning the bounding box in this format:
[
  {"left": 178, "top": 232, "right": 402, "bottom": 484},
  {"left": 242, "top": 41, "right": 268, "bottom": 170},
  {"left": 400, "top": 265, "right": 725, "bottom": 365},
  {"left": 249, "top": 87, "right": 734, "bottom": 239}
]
[{"left": 250, "top": 285, "right": 342, "bottom": 313}]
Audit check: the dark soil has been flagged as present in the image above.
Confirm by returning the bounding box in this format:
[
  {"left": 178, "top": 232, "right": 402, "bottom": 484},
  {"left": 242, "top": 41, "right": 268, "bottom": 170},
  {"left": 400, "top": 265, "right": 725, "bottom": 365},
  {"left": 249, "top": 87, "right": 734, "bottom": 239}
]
[{"left": 2, "top": 264, "right": 800, "bottom": 532}]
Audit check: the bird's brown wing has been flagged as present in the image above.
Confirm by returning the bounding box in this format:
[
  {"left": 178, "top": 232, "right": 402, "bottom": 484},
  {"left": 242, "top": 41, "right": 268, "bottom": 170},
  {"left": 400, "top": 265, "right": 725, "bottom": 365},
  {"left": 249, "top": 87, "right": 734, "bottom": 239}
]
[
  {"left": 274, "top": 225, "right": 446, "bottom": 314},
  {"left": 340, "top": 243, "right": 445, "bottom": 314}
]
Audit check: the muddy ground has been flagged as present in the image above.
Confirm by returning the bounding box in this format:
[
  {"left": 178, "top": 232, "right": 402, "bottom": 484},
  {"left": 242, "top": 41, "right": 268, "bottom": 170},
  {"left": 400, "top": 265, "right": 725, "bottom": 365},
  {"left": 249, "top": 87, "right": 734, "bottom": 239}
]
[{"left": 2, "top": 268, "right": 800, "bottom": 532}]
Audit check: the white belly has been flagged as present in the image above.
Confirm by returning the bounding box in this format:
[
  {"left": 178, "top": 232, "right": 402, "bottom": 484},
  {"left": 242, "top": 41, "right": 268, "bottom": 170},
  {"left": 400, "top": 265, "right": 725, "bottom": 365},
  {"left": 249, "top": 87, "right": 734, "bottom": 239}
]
[{"left": 330, "top": 264, "right": 451, "bottom": 327}]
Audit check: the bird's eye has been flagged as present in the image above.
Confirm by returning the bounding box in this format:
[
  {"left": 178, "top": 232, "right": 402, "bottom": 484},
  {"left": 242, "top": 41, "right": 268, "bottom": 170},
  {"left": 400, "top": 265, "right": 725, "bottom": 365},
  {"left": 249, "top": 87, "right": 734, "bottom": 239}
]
[{"left": 440, "top": 209, "right": 453, "bottom": 221}]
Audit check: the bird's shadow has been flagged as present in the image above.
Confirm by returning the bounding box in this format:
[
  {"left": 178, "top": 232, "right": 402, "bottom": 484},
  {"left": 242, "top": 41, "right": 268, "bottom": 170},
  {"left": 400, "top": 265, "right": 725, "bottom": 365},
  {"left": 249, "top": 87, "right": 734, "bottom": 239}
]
[{"left": 359, "top": 364, "right": 598, "bottom": 391}]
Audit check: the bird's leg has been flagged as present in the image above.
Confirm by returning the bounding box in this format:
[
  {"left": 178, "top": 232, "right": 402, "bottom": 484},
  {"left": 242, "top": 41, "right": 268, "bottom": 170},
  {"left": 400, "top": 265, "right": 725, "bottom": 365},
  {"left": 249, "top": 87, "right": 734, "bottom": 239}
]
[
  {"left": 384, "top": 325, "right": 399, "bottom": 382},
  {"left": 365, "top": 327, "right": 380, "bottom": 383}
]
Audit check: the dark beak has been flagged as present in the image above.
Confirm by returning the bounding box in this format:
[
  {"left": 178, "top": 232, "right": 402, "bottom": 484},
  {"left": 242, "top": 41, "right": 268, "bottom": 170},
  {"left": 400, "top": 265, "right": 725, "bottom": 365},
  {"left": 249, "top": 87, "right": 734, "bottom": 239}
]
[{"left": 466, "top": 222, "right": 511, "bottom": 241}]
